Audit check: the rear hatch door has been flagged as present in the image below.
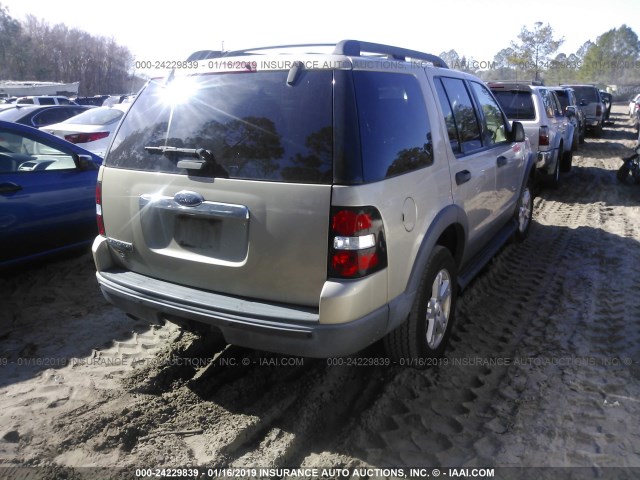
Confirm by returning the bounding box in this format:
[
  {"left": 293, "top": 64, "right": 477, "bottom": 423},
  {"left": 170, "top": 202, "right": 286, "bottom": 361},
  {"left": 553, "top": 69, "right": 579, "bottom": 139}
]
[{"left": 100, "top": 68, "right": 335, "bottom": 307}]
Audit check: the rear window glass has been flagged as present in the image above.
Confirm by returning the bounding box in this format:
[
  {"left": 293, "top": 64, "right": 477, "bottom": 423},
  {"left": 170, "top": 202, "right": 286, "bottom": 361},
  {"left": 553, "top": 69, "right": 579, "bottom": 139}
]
[
  {"left": 492, "top": 90, "right": 536, "bottom": 120},
  {"left": 106, "top": 71, "right": 333, "bottom": 184},
  {"left": 569, "top": 86, "right": 599, "bottom": 103},
  {"left": 354, "top": 71, "right": 433, "bottom": 181}
]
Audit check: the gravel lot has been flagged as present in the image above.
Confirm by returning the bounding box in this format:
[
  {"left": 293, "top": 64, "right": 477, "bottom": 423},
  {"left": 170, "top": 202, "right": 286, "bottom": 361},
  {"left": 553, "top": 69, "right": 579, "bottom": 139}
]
[{"left": 1, "top": 105, "right": 639, "bottom": 480}]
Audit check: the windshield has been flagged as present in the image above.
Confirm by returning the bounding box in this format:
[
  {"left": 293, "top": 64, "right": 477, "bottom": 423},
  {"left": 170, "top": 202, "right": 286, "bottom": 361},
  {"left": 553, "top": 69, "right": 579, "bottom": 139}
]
[
  {"left": 63, "top": 107, "right": 125, "bottom": 126},
  {"left": 106, "top": 71, "right": 333, "bottom": 183}
]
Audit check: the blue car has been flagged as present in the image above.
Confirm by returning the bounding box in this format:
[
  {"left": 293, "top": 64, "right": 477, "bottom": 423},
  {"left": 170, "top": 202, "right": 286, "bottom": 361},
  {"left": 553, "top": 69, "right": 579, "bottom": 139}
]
[{"left": 0, "top": 120, "right": 102, "bottom": 267}]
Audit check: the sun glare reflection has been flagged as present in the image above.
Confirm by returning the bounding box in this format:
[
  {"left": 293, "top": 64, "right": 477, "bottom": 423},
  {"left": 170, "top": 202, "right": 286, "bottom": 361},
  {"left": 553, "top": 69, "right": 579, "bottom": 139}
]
[{"left": 159, "top": 75, "right": 200, "bottom": 105}]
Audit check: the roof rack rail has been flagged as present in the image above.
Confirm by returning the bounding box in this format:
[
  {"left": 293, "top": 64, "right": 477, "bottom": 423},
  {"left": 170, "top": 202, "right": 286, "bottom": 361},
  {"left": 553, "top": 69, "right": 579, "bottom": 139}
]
[
  {"left": 187, "top": 50, "right": 226, "bottom": 61},
  {"left": 186, "top": 40, "right": 448, "bottom": 68},
  {"left": 334, "top": 40, "right": 448, "bottom": 68},
  {"left": 186, "top": 44, "right": 336, "bottom": 62},
  {"left": 488, "top": 80, "right": 544, "bottom": 86}
]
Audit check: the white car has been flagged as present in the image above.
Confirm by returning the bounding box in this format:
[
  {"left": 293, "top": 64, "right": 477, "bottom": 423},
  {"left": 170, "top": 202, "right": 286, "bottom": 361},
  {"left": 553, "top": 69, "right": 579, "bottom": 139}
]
[
  {"left": 41, "top": 103, "right": 130, "bottom": 157},
  {"left": 628, "top": 94, "right": 640, "bottom": 117}
]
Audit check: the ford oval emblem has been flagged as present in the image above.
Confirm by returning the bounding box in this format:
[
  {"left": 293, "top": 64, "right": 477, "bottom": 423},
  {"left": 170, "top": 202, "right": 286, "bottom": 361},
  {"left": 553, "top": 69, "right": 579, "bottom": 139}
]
[{"left": 174, "top": 190, "right": 204, "bottom": 207}]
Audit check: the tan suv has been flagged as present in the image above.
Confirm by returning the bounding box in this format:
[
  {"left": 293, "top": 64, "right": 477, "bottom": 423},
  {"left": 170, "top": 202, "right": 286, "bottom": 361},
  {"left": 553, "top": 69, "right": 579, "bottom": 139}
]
[{"left": 93, "top": 40, "right": 535, "bottom": 365}]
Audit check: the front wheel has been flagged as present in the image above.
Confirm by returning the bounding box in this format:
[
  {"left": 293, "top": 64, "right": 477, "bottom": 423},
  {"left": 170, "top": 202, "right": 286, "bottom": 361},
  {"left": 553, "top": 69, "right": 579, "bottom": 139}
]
[{"left": 384, "top": 246, "right": 457, "bottom": 367}]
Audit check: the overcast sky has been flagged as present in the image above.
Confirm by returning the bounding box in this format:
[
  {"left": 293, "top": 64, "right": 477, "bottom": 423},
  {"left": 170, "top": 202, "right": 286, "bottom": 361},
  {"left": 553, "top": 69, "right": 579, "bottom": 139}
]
[{"left": 3, "top": 0, "right": 639, "bottom": 71}]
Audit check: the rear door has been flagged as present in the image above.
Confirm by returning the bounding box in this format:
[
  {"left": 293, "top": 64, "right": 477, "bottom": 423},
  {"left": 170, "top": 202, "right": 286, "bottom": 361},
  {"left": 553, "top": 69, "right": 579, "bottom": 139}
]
[
  {"left": 433, "top": 76, "right": 499, "bottom": 259},
  {"left": 100, "top": 70, "right": 334, "bottom": 307}
]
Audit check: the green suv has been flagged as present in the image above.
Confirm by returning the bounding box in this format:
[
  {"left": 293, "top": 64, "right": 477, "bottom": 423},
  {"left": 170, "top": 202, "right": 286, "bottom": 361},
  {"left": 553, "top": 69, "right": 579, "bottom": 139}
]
[{"left": 93, "top": 40, "right": 535, "bottom": 364}]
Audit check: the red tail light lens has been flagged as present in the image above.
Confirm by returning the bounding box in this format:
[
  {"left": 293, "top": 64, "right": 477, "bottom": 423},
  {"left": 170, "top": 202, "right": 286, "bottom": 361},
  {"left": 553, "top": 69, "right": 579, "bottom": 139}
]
[
  {"left": 96, "top": 181, "right": 105, "bottom": 236},
  {"left": 596, "top": 104, "right": 602, "bottom": 117},
  {"left": 329, "top": 206, "right": 387, "bottom": 279},
  {"left": 65, "top": 132, "right": 109, "bottom": 144},
  {"left": 539, "top": 126, "right": 549, "bottom": 146},
  {"left": 332, "top": 210, "right": 373, "bottom": 235}
]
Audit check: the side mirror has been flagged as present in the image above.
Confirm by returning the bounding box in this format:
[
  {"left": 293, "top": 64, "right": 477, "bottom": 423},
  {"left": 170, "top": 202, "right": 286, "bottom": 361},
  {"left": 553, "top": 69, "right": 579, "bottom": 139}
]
[
  {"left": 74, "top": 153, "right": 99, "bottom": 171},
  {"left": 565, "top": 106, "right": 576, "bottom": 117},
  {"left": 510, "top": 121, "right": 525, "bottom": 142}
]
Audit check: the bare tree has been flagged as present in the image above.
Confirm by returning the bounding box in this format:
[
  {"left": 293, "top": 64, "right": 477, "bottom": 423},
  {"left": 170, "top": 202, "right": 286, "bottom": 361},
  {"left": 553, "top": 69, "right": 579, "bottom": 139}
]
[{"left": 0, "top": 4, "right": 134, "bottom": 94}]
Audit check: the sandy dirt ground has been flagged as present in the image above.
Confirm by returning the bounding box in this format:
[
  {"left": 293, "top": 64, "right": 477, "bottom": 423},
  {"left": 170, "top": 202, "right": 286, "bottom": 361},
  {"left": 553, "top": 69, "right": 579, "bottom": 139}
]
[{"left": 1, "top": 106, "right": 639, "bottom": 480}]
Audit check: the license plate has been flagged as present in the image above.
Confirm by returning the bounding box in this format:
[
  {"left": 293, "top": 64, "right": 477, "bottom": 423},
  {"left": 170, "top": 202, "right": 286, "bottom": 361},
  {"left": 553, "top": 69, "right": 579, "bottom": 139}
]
[{"left": 174, "top": 215, "right": 221, "bottom": 250}]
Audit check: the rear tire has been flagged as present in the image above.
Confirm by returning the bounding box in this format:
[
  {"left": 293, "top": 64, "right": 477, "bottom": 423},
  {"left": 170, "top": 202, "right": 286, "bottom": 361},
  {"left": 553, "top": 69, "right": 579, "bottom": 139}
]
[
  {"left": 384, "top": 246, "right": 457, "bottom": 368},
  {"left": 617, "top": 163, "right": 631, "bottom": 184},
  {"left": 560, "top": 148, "right": 573, "bottom": 173},
  {"left": 543, "top": 150, "right": 561, "bottom": 188},
  {"left": 594, "top": 124, "right": 603, "bottom": 137},
  {"left": 513, "top": 175, "right": 534, "bottom": 242}
]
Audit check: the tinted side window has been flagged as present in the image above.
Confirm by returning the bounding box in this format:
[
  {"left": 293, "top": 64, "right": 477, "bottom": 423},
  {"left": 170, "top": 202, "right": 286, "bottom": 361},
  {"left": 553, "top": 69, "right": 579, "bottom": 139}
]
[
  {"left": 38, "top": 98, "right": 56, "bottom": 105},
  {"left": 539, "top": 89, "right": 555, "bottom": 118},
  {"left": 0, "top": 126, "right": 77, "bottom": 172},
  {"left": 354, "top": 71, "right": 433, "bottom": 181},
  {"left": 434, "top": 77, "right": 460, "bottom": 154},
  {"left": 554, "top": 90, "right": 569, "bottom": 111},
  {"left": 470, "top": 82, "right": 507, "bottom": 145},
  {"left": 440, "top": 77, "right": 482, "bottom": 153},
  {"left": 550, "top": 92, "right": 564, "bottom": 117}
]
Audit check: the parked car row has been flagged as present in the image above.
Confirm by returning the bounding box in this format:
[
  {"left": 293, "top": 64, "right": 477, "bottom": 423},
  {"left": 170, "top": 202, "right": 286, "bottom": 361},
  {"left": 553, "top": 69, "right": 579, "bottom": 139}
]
[
  {"left": 488, "top": 82, "right": 610, "bottom": 187},
  {"left": 42, "top": 104, "right": 131, "bottom": 158},
  {"left": 0, "top": 104, "right": 91, "bottom": 128}
]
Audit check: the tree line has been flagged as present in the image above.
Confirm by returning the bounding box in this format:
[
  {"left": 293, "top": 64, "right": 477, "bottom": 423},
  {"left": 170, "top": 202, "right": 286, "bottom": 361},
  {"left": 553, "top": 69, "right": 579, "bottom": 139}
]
[
  {"left": 0, "top": 3, "right": 134, "bottom": 95},
  {"left": 2, "top": 5, "right": 639, "bottom": 97},
  {"left": 440, "top": 23, "right": 640, "bottom": 96}
]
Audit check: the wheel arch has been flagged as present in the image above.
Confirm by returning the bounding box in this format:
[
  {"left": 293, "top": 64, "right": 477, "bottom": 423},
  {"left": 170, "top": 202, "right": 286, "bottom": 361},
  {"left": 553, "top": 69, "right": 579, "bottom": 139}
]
[{"left": 386, "top": 204, "right": 467, "bottom": 332}]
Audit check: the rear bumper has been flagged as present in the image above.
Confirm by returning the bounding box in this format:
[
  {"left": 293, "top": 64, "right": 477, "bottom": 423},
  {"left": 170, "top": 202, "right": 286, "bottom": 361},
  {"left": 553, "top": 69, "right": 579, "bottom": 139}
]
[{"left": 96, "top": 269, "right": 389, "bottom": 358}]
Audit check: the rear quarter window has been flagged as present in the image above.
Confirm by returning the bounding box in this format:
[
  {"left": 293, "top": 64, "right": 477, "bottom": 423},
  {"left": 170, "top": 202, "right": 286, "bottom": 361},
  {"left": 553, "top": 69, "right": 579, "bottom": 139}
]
[{"left": 353, "top": 71, "right": 433, "bottom": 181}]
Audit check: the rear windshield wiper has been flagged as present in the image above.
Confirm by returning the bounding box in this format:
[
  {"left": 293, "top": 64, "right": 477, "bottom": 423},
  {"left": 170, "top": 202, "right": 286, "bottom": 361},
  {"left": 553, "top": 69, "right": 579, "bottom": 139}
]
[{"left": 144, "top": 146, "right": 228, "bottom": 177}]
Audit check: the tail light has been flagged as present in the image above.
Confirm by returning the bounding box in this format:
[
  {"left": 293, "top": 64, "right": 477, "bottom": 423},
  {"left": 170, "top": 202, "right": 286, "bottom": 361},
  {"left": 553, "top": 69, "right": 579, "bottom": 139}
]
[
  {"left": 65, "top": 132, "right": 109, "bottom": 144},
  {"left": 96, "top": 181, "right": 105, "bottom": 236},
  {"left": 328, "top": 206, "right": 387, "bottom": 279},
  {"left": 596, "top": 104, "right": 602, "bottom": 117},
  {"left": 539, "top": 126, "right": 549, "bottom": 146}
]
